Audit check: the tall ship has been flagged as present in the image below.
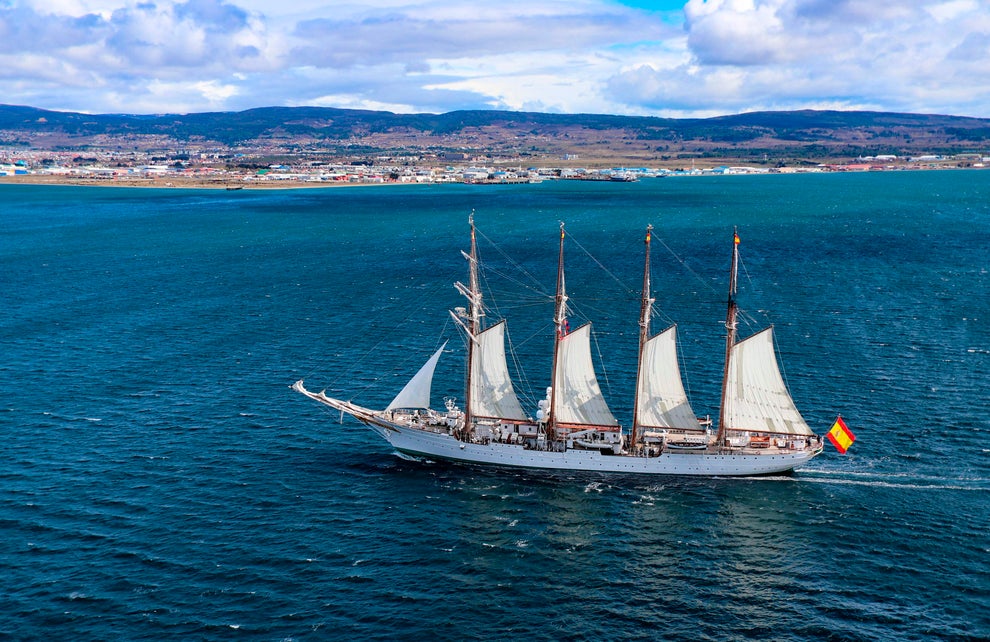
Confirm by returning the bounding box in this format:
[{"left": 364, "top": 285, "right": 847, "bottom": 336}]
[{"left": 294, "top": 217, "right": 824, "bottom": 476}]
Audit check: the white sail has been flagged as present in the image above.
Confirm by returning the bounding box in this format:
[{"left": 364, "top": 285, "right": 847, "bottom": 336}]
[
  {"left": 553, "top": 324, "right": 618, "bottom": 426},
  {"left": 386, "top": 342, "right": 447, "bottom": 410},
  {"left": 636, "top": 326, "right": 703, "bottom": 430},
  {"left": 723, "top": 328, "right": 813, "bottom": 435},
  {"left": 470, "top": 321, "right": 527, "bottom": 420}
]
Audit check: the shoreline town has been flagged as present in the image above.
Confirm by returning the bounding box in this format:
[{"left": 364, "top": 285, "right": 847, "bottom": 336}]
[{"left": 2, "top": 149, "right": 988, "bottom": 189}]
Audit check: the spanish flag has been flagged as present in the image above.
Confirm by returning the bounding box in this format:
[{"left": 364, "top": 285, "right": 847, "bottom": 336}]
[
  {"left": 734, "top": 232, "right": 740, "bottom": 245},
  {"left": 827, "top": 416, "right": 856, "bottom": 454}
]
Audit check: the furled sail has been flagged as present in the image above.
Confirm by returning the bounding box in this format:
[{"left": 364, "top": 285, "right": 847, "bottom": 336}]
[
  {"left": 470, "top": 321, "right": 527, "bottom": 420},
  {"left": 635, "top": 326, "right": 703, "bottom": 430},
  {"left": 386, "top": 342, "right": 447, "bottom": 410},
  {"left": 553, "top": 324, "right": 618, "bottom": 426},
  {"left": 722, "top": 328, "right": 813, "bottom": 435}
]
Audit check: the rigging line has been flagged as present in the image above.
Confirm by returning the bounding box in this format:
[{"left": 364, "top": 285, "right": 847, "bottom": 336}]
[
  {"left": 566, "top": 305, "right": 616, "bottom": 333},
  {"left": 471, "top": 241, "right": 501, "bottom": 324},
  {"left": 474, "top": 249, "right": 551, "bottom": 326},
  {"left": 503, "top": 323, "right": 539, "bottom": 412},
  {"left": 567, "top": 231, "right": 639, "bottom": 298},
  {"left": 654, "top": 236, "right": 721, "bottom": 297},
  {"left": 477, "top": 268, "right": 550, "bottom": 320},
  {"left": 736, "top": 308, "right": 763, "bottom": 334},
  {"left": 736, "top": 253, "right": 775, "bottom": 328},
  {"left": 572, "top": 230, "right": 680, "bottom": 327},
  {"left": 511, "top": 322, "right": 556, "bottom": 349},
  {"left": 650, "top": 301, "right": 677, "bottom": 329},
  {"left": 558, "top": 241, "right": 637, "bottom": 325},
  {"left": 481, "top": 263, "right": 553, "bottom": 299},
  {"left": 477, "top": 257, "right": 500, "bottom": 323},
  {"left": 487, "top": 300, "right": 553, "bottom": 311},
  {"left": 325, "top": 326, "right": 397, "bottom": 395},
  {"left": 770, "top": 327, "right": 797, "bottom": 402},
  {"left": 437, "top": 314, "right": 453, "bottom": 348},
  {"left": 676, "top": 333, "right": 698, "bottom": 414},
  {"left": 327, "top": 278, "right": 447, "bottom": 398},
  {"left": 590, "top": 323, "right": 614, "bottom": 400},
  {"left": 475, "top": 226, "right": 547, "bottom": 293},
  {"left": 474, "top": 242, "right": 550, "bottom": 409}
]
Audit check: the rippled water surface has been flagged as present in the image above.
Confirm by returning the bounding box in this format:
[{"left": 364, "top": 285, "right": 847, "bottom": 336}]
[{"left": 1, "top": 173, "right": 988, "bottom": 640}]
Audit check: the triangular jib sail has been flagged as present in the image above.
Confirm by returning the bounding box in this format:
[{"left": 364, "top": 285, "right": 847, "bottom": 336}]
[
  {"left": 470, "top": 321, "right": 527, "bottom": 420},
  {"left": 386, "top": 342, "right": 447, "bottom": 410},
  {"left": 553, "top": 324, "right": 618, "bottom": 427},
  {"left": 635, "top": 325, "right": 703, "bottom": 430},
  {"left": 722, "top": 328, "right": 813, "bottom": 436}
]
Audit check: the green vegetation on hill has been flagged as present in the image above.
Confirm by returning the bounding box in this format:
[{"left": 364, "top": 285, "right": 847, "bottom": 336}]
[{"left": 2, "top": 104, "right": 988, "bottom": 165}]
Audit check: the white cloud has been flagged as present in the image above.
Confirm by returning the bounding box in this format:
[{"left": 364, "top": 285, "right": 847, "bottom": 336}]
[
  {"left": 287, "top": 3, "right": 661, "bottom": 70},
  {"left": 0, "top": 0, "right": 987, "bottom": 118},
  {"left": 926, "top": 0, "right": 978, "bottom": 23},
  {"left": 608, "top": 0, "right": 990, "bottom": 117}
]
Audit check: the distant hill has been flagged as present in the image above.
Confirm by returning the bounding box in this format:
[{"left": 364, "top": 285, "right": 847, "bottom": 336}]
[{"left": 2, "top": 104, "right": 988, "bottom": 166}]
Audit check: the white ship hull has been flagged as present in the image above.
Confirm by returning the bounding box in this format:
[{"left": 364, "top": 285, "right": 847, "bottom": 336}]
[
  {"left": 386, "top": 423, "right": 820, "bottom": 476},
  {"left": 294, "top": 383, "right": 823, "bottom": 477}
]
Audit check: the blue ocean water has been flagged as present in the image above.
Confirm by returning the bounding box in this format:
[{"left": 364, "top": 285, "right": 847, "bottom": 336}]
[{"left": 1, "top": 173, "right": 987, "bottom": 640}]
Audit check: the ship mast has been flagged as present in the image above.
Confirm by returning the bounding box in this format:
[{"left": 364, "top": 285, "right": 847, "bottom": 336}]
[
  {"left": 716, "top": 228, "right": 741, "bottom": 447},
  {"left": 630, "top": 224, "right": 654, "bottom": 452},
  {"left": 451, "top": 212, "right": 484, "bottom": 439},
  {"left": 547, "top": 222, "right": 568, "bottom": 442}
]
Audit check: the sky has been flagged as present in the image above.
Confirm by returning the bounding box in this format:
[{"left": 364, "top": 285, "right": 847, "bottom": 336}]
[{"left": 1, "top": 0, "right": 988, "bottom": 118}]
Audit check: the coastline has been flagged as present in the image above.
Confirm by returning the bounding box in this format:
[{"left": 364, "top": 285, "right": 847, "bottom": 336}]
[
  {"left": 0, "top": 173, "right": 395, "bottom": 190},
  {"left": 2, "top": 163, "right": 985, "bottom": 191}
]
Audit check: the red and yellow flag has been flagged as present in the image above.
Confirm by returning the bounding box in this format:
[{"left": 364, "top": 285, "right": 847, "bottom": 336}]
[
  {"left": 827, "top": 416, "right": 856, "bottom": 454},
  {"left": 734, "top": 232, "right": 740, "bottom": 245}
]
